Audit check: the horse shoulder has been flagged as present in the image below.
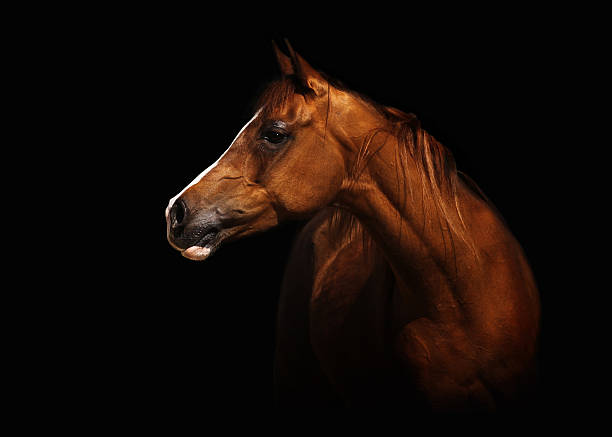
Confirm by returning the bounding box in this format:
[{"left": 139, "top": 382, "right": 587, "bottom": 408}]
[
  {"left": 464, "top": 195, "right": 541, "bottom": 356},
  {"left": 391, "top": 195, "right": 540, "bottom": 410}
]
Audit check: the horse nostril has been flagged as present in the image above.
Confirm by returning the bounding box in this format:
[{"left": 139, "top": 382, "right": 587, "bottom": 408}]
[{"left": 170, "top": 199, "right": 187, "bottom": 228}]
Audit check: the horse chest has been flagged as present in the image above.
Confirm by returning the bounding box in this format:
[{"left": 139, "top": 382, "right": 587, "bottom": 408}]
[{"left": 306, "top": 228, "right": 401, "bottom": 399}]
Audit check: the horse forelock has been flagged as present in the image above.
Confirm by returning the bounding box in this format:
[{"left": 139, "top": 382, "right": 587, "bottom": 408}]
[{"left": 254, "top": 78, "right": 298, "bottom": 121}]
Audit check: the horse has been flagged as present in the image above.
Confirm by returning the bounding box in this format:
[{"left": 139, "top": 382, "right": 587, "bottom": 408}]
[{"left": 165, "top": 41, "right": 540, "bottom": 412}]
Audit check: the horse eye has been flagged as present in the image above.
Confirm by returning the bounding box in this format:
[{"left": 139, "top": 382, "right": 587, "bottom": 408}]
[{"left": 262, "top": 130, "right": 287, "bottom": 144}]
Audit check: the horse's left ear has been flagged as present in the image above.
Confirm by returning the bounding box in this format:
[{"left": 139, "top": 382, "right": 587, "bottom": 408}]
[
  {"left": 284, "top": 39, "right": 328, "bottom": 98},
  {"left": 273, "top": 40, "right": 294, "bottom": 76}
]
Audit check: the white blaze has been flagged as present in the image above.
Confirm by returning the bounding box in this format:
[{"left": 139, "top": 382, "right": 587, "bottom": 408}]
[{"left": 165, "top": 109, "right": 262, "bottom": 219}]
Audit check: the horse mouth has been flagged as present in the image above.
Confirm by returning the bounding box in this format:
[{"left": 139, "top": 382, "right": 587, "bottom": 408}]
[{"left": 181, "top": 229, "right": 221, "bottom": 261}]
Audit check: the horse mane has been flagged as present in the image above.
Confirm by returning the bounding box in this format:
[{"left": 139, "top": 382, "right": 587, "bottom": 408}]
[{"left": 254, "top": 77, "right": 486, "bottom": 259}]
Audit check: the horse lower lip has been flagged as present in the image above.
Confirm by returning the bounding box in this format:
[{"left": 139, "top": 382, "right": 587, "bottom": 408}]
[
  {"left": 182, "top": 246, "right": 211, "bottom": 261},
  {"left": 181, "top": 231, "right": 220, "bottom": 261}
]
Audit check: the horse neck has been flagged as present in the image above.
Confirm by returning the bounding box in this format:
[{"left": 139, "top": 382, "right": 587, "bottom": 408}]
[{"left": 333, "top": 103, "right": 483, "bottom": 320}]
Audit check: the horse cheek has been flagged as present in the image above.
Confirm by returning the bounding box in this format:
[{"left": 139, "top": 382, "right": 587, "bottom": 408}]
[{"left": 270, "top": 158, "right": 342, "bottom": 217}]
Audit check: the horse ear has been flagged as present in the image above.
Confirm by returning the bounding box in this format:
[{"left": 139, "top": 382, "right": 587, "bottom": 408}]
[
  {"left": 284, "top": 39, "right": 328, "bottom": 97},
  {"left": 272, "top": 40, "right": 294, "bottom": 76}
]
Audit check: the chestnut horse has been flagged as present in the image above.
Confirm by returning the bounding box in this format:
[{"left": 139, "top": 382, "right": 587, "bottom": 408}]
[{"left": 165, "top": 42, "right": 540, "bottom": 412}]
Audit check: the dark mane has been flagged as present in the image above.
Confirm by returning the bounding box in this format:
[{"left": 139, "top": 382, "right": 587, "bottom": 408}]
[{"left": 254, "top": 77, "right": 486, "bottom": 258}]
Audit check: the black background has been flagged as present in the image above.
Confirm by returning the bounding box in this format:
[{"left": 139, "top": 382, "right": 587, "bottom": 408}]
[
  {"left": 136, "top": 30, "right": 557, "bottom": 412},
  {"left": 26, "top": 11, "right": 591, "bottom": 424}
]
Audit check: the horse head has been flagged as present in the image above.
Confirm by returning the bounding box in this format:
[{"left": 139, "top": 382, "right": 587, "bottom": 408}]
[{"left": 166, "top": 41, "right": 348, "bottom": 260}]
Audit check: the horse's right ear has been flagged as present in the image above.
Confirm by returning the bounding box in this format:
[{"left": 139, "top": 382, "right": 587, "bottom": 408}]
[{"left": 272, "top": 40, "right": 294, "bottom": 76}]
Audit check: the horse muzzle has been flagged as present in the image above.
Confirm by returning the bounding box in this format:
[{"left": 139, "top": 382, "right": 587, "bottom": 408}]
[
  {"left": 166, "top": 199, "right": 225, "bottom": 261},
  {"left": 166, "top": 191, "right": 279, "bottom": 261}
]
